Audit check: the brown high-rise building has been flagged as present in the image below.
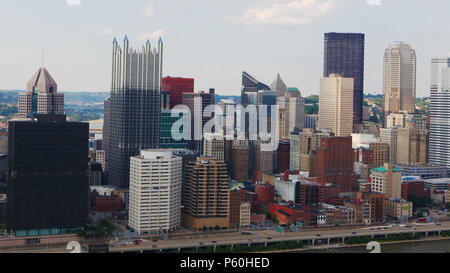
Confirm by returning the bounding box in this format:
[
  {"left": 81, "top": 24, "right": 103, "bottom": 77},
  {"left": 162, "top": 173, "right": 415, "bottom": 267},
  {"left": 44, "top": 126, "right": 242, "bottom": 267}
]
[
  {"left": 369, "top": 142, "right": 389, "bottom": 169},
  {"left": 18, "top": 67, "right": 64, "bottom": 119},
  {"left": 183, "top": 157, "right": 230, "bottom": 230},
  {"left": 231, "top": 140, "right": 249, "bottom": 182},
  {"left": 277, "top": 139, "right": 290, "bottom": 173},
  {"left": 317, "top": 136, "right": 355, "bottom": 192}
]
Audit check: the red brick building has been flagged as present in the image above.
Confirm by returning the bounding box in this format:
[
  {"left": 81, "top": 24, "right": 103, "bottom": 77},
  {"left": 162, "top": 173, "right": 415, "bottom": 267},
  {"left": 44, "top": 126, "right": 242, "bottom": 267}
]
[
  {"left": 317, "top": 136, "right": 355, "bottom": 192},
  {"left": 402, "top": 180, "right": 427, "bottom": 200},
  {"left": 255, "top": 183, "right": 275, "bottom": 206},
  {"left": 269, "top": 203, "right": 311, "bottom": 226},
  {"left": 229, "top": 186, "right": 247, "bottom": 229},
  {"left": 91, "top": 193, "right": 123, "bottom": 212}
]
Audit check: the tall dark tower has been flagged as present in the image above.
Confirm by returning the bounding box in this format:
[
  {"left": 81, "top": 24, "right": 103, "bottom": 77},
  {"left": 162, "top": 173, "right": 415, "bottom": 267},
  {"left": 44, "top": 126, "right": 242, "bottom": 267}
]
[
  {"left": 6, "top": 114, "right": 89, "bottom": 236},
  {"left": 108, "top": 36, "right": 163, "bottom": 188},
  {"left": 324, "top": 33, "right": 365, "bottom": 125}
]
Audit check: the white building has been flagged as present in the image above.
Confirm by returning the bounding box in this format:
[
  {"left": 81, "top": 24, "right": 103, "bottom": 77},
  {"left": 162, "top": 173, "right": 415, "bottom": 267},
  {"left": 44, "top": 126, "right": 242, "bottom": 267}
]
[
  {"left": 203, "top": 133, "right": 225, "bottom": 162},
  {"left": 430, "top": 58, "right": 450, "bottom": 173},
  {"left": 240, "top": 202, "right": 251, "bottom": 229},
  {"left": 319, "top": 74, "right": 354, "bottom": 137},
  {"left": 352, "top": 133, "right": 379, "bottom": 149},
  {"left": 129, "top": 150, "right": 182, "bottom": 234}
]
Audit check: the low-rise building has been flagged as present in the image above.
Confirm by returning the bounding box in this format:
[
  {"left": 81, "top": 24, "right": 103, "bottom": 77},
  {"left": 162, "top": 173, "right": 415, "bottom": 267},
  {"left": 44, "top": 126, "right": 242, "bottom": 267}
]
[
  {"left": 385, "top": 199, "right": 413, "bottom": 220},
  {"left": 394, "top": 164, "right": 447, "bottom": 180},
  {"left": 240, "top": 202, "right": 251, "bottom": 229},
  {"left": 423, "top": 178, "right": 450, "bottom": 191}
]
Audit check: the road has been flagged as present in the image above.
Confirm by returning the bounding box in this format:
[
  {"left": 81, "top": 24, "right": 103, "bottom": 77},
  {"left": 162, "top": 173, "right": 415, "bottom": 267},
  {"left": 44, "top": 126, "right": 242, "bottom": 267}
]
[{"left": 2, "top": 221, "right": 450, "bottom": 253}]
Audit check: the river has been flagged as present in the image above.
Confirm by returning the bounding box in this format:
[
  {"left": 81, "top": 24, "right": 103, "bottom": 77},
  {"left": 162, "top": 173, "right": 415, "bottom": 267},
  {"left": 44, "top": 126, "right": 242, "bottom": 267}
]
[{"left": 299, "top": 239, "right": 450, "bottom": 253}]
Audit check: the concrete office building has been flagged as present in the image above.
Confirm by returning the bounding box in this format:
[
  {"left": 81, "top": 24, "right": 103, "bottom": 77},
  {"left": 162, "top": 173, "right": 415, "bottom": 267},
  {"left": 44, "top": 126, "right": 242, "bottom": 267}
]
[
  {"left": 129, "top": 150, "right": 182, "bottom": 234},
  {"left": 383, "top": 42, "right": 417, "bottom": 116},
  {"left": 319, "top": 74, "right": 354, "bottom": 137}
]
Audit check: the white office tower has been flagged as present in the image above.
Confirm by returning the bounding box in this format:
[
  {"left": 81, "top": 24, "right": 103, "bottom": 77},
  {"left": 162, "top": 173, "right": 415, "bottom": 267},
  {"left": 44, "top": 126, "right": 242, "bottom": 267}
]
[
  {"left": 429, "top": 58, "right": 450, "bottom": 172},
  {"left": 129, "top": 150, "right": 182, "bottom": 234},
  {"left": 319, "top": 74, "right": 354, "bottom": 137},
  {"left": 383, "top": 42, "right": 417, "bottom": 116}
]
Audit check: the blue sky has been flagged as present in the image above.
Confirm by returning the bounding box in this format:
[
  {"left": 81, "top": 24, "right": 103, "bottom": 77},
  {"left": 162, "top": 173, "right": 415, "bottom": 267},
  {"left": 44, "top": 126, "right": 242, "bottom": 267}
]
[{"left": 0, "top": 0, "right": 448, "bottom": 97}]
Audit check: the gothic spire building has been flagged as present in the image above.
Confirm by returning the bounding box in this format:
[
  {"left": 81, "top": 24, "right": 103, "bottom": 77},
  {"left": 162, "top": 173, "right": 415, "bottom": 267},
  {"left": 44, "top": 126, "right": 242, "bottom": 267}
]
[
  {"left": 108, "top": 36, "right": 163, "bottom": 188},
  {"left": 18, "top": 67, "right": 64, "bottom": 118}
]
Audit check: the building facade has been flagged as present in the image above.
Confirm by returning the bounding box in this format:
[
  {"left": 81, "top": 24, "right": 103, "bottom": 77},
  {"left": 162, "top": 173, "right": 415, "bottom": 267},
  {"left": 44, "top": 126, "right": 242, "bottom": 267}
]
[
  {"left": 7, "top": 114, "right": 88, "bottom": 236},
  {"left": 108, "top": 37, "right": 163, "bottom": 188},
  {"left": 429, "top": 58, "right": 450, "bottom": 172},
  {"left": 319, "top": 74, "right": 354, "bottom": 137},
  {"left": 183, "top": 157, "right": 230, "bottom": 230},
  {"left": 383, "top": 42, "right": 417, "bottom": 116},
  {"left": 324, "top": 32, "right": 365, "bottom": 125},
  {"left": 128, "top": 150, "right": 182, "bottom": 234}
]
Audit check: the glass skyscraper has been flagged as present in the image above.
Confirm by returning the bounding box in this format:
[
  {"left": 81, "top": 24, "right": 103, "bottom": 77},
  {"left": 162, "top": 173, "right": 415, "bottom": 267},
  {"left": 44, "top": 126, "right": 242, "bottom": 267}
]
[
  {"left": 324, "top": 33, "right": 365, "bottom": 125},
  {"left": 108, "top": 36, "right": 163, "bottom": 188},
  {"left": 429, "top": 58, "right": 450, "bottom": 172}
]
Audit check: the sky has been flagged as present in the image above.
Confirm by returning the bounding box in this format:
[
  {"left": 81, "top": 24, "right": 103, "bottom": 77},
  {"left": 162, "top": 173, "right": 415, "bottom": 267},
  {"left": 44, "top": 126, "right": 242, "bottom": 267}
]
[{"left": 0, "top": 0, "right": 448, "bottom": 97}]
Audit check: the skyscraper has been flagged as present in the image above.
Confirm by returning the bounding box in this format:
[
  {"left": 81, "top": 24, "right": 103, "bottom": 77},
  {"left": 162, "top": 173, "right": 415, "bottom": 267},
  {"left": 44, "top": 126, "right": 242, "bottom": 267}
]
[
  {"left": 108, "top": 36, "right": 163, "bottom": 188},
  {"left": 429, "top": 58, "right": 450, "bottom": 170},
  {"left": 324, "top": 32, "right": 365, "bottom": 125},
  {"left": 103, "top": 97, "right": 110, "bottom": 170},
  {"left": 129, "top": 150, "right": 182, "bottom": 234},
  {"left": 319, "top": 74, "right": 354, "bottom": 137},
  {"left": 7, "top": 114, "right": 89, "bottom": 236},
  {"left": 383, "top": 42, "right": 417, "bottom": 116},
  {"left": 18, "top": 67, "right": 64, "bottom": 119}
]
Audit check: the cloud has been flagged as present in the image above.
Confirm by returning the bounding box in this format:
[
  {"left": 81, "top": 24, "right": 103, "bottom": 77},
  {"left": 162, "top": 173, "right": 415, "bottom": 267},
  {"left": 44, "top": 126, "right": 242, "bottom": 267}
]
[
  {"left": 66, "top": 0, "right": 81, "bottom": 6},
  {"left": 138, "top": 29, "right": 165, "bottom": 42},
  {"left": 233, "top": 0, "right": 338, "bottom": 25},
  {"left": 144, "top": 3, "right": 155, "bottom": 16},
  {"left": 366, "top": 0, "right": 381, "bottom": 6},
  {"left": 100, "top": 29, "right": 114, "bottom": 36}
]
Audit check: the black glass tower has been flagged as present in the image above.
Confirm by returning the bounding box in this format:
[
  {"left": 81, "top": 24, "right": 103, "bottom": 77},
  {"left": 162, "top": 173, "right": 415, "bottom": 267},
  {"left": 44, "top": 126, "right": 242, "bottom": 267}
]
[
  {"left": 324, "top": 33, "right": 365, "bottom": 124},
  {"left": 6, "top": 114, "right": 89, "bottom": 236}
]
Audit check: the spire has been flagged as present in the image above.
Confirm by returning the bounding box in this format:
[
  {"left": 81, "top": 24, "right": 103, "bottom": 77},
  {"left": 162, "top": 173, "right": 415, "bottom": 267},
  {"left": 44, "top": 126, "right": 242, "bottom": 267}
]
[{"left": 270, "top": 73, "right": 287, "bottom": 97}]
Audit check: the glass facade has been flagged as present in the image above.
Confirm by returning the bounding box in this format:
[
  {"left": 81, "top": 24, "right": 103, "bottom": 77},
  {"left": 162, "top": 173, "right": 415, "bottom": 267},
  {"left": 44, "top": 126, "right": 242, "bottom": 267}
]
[{"left": 324, "top": 33, "right": 365, "bottom": 124}]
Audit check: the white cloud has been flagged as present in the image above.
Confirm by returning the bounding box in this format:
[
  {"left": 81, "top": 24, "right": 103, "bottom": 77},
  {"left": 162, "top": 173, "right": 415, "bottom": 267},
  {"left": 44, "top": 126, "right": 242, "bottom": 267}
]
[
  {"left": 144, "top": 3, "right": 155, "bottom": 16},
  {"left": 66, "top": 0, "right": 81, "bottom": 6},
  {"left": 100, "top": 29, "right": 114, "bottom": 36},
  {"left": 234, "top": 0, "right": 338, "bottom": 25},
  {"left": 366, "top": 0, "right": 381, "bottom": 6},
  {"left": 138, "top": 29, "right": 165, "bottom": 42}
]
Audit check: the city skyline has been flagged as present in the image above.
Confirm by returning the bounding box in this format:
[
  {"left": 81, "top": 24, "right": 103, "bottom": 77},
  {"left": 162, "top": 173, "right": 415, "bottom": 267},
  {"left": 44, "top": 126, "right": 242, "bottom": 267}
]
[{"left": 0, "top": 0, "right": 449, "bottom": 97}]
